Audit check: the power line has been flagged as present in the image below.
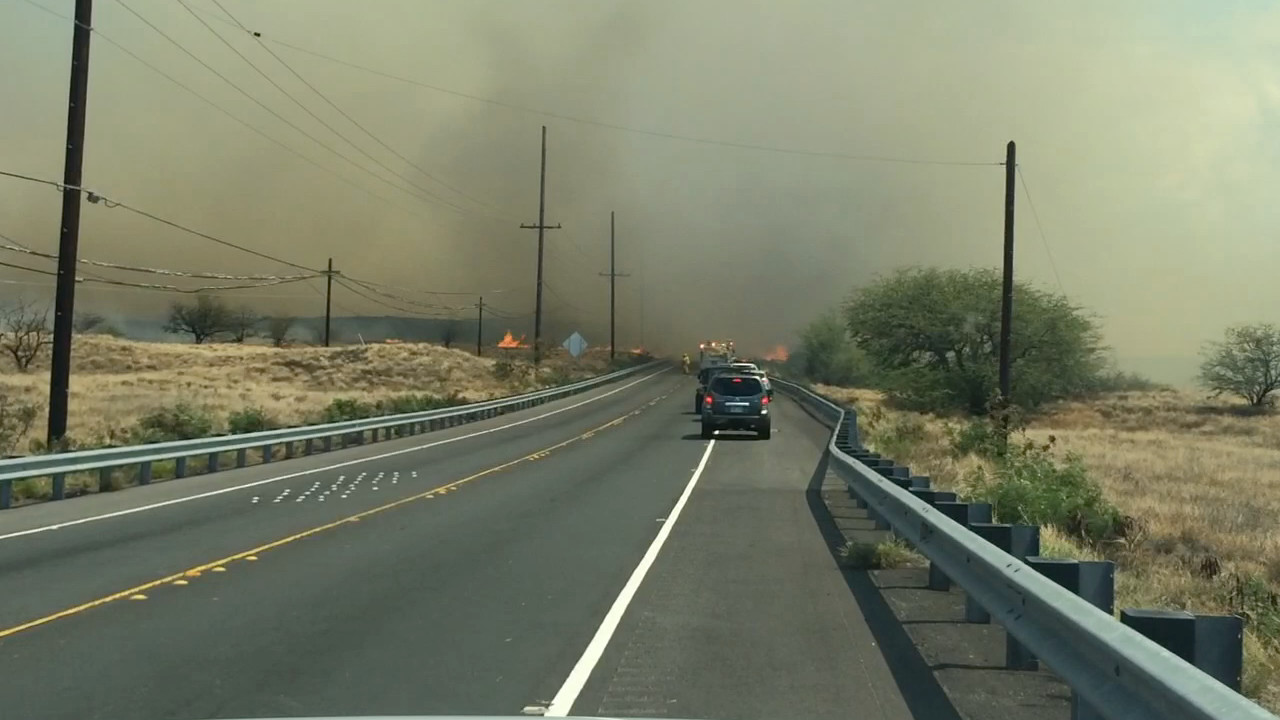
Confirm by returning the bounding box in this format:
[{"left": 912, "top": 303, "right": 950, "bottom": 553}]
[
  {"left": 0, "top": 253, "right": 316, "bottom": 293},
  {"left": 14, "top": 0, "right": 436, "bottom": 223},
  {"left": 113, "top": 0, "right": 461, "bottom": 215},
  {"left": 256, "top": 33, "right": 999, "bottom": 167},
  {"left": 0, "top": 242, "right": 312, "bottom": 280},
  {"left": 0, "top": 167, "right": 319, "bottom": 271},
  {"left": 210, "top": 0, "right": 497, "bottom": 215},
  {"left": 333, "top": 277, "right": 464, "bottom": 318},
  {"left": 1016, "top": 165, "right": 1066, "bottom": 294},
  {"left": 174, "top": 1, "right": 478, "bottom": 217}
]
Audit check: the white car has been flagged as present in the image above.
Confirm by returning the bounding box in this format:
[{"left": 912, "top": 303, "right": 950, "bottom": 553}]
[{"left": 728, "top": 363, "right": 772, "bottom": 398}]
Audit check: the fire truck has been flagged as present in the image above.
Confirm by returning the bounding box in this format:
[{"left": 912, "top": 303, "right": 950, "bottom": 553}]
[{"left": 698, "top": 340, "right": 735, "bottom": 368}]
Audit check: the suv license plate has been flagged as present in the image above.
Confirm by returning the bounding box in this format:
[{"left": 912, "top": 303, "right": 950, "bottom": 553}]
[{"left": 727, "top": 406, "right": 745, "bottom": 413}]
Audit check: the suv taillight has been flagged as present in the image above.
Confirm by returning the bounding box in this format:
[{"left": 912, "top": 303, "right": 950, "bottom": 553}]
[
  {"left": 704, "top": 394, "right": 713, "bottom": 406},
  {"left": 761, "top": 395, "right": 770, "bottom": 405}
]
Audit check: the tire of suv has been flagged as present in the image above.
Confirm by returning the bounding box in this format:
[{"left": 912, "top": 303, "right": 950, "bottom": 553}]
[
  {"left": 701, "top": 421, "right": 715, "bottom": 439},
  {"left": 757, "top": 422, "right": 771, "bottom": 440}
]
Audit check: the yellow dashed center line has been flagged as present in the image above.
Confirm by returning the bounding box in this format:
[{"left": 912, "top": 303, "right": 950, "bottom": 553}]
[{"left": 0, "top": 388, "right": 676, "bottom": 641}]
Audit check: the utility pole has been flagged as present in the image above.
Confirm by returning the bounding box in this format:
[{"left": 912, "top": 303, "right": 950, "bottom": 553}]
[
  {"left": 476, "top": 296, "right": 484, "bottom": 356},
  {"left": 47, "top": 0, "right": 95, "bottom": 446},
  {"left": 519, "top": 125, "right": 560, "bottom": 364},
  {"left": 998, "top": 141, "right": 1016, "bottom": 442},
  {"left": 323, "top": 257, "right": 334, "bottom": 347},
  {"left": 598, "top": 211, "right": 630, "bottom": 359}
]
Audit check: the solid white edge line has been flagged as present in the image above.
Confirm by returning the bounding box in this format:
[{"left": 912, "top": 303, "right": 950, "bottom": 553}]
[
  {"left": 544, "top": 437, "right": 717, "bottom": 717},
  {"left": 0, "top": 368, "right": 671, "bottom": 542}
]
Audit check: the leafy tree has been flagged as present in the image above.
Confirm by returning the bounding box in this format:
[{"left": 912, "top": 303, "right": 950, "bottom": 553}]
[
  {"left": 843, "top": 266, "right": 1105, "bottom": 414},
  {"left": 1199, "top": 323, "right": 1280, "bottom": 407},
  {"left": 164, "top": 295, "right": 232, "bottom": 344},
  {"left": 798, "top": 309, "right": 871, "bottom": 386}
]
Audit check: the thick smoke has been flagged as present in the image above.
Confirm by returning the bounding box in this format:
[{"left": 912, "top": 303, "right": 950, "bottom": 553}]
[{"left": 1, "top": 1, "right": 1278, "bottom": 380}]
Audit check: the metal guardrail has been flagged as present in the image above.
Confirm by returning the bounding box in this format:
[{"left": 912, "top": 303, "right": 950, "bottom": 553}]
[
  {"left": 0, "top": 360, "right": 666, "bottom": 510},
  {"left": 773, "top": 377, "right": 1275, "bottom": 720}
]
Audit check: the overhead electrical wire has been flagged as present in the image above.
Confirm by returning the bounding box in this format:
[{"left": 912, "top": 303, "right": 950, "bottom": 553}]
[
  {"left": 112, "top": 0, "right": 467, "bottom": 217},
  {"left": 0, "top": 167, "right": 319, "bottom": 271},
  {"left": 1016, "top": 165, "right": 1066, "bottom": 295},
  {"left": 15, "top": 0, "right": 440, "bottom": 224},
  {"left": 0, "top": 242, "right": 313, "bottom": 281},
  {"left": 209, "top": 0, "right": 497, "bottom": 215},
  {"left": 169, "top": 0, "right": 479, "bottom": 218},
  {"left": 231, "top": 30, "right": 1001, "bottom": 167}
]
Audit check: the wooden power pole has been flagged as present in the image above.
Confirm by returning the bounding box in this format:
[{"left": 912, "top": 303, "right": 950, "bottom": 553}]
[
  {"left": 598, "top": 211, "right": 630, "bottom": 359},
  {"left": 519, "top": 125, "right": 561, "bottom": 364}
]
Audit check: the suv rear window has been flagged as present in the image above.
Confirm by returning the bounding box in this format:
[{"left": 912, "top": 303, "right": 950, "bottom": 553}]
[{"left": 711, "top": 376, "right": 763, "bottom": 396}]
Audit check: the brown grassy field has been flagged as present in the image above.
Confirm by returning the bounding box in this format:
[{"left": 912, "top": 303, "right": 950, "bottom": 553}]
[
  {"left": 0, "top": 335, "right": 620, "bottom": 452},
  {"left": 815, "top": 383, "right": 1280, "bottom": 710}
]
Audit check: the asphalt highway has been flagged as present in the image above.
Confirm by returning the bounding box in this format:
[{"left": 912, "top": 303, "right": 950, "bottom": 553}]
[{"left": 0, "top": 367, "right": 915, "bottom": 720}]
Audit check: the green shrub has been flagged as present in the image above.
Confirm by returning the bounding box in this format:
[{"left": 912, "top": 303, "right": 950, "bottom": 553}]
[
  {"left": 227, "top": 406, "right": 279, "bottom": 434},
  {"left": 962, "top": 433, "right": 1134, "bottom": 548},
  {"left": 134, "top": 402, "right": 215, "bottom": 442},
  {"left": 374, "top": 392, "right": 464, "bottom": 415},
  {"left": 322, "top": 398, "right": 377, "bottom": 423}
]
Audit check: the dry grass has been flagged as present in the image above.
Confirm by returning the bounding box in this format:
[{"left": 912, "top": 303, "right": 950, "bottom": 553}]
[
  {"left": 0, "top": 335, "right": 619, "bottom": 451},
  {"left": 815, "top": 383, "right": 1280, "bottom": 710}
]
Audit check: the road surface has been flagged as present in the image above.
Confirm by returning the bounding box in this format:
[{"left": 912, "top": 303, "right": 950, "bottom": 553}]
[{"left": 0, "top": 367, "right": 919, "bottom": 720}]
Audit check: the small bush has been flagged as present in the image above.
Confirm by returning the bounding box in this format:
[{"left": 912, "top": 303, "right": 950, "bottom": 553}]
[
  {"left": 962, "top": 433, "right": 1135, "bottom": 548},
  {"left": 322, "top": 398, "right": 377, "bottom": 423},
  {"left": 838, "top": 539, "right": 924, "bottom": 569},
  {"left": 227, "top": 407, "right": 279, "bottom": 434},
  {"left": 134, "top": 402, "right": 216, "bottom": 443},
  {"left": 374, "top": 392, "right": 464, "bottom": 415},
  {"left": 492, "top": 357, "right": 517, "bottom": 380},
  {"left": 0, "top": 394, "right": 39, "bottom": 456}
]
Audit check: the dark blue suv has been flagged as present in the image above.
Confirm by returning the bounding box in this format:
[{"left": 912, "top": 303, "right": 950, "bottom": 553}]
[{"left": 700, "top": 373, "right": 771, "bottom": 440}]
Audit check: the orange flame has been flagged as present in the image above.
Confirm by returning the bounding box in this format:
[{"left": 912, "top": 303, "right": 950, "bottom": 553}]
[
  {"left": 496, "top": 330, "right": 528, "bottom": 348},
  {"left": 763, "top": 345, "right": 790, "bottom": 362}
]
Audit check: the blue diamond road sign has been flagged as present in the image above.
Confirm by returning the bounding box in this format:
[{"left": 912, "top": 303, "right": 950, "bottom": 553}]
[{"left": 563, "top": 331, "right": 587, "bottom": 358}]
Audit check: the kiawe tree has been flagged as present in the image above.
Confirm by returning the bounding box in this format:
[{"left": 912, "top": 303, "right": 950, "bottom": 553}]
[
  {"left": 843, "top": 266, "right": 1106, "bottom": 414},
  {"left": 1199, "top": 323, "right": 1280, "bottom": 407},
  {"left": 164, "top": 295, "right": 233, "bottom": 344}
]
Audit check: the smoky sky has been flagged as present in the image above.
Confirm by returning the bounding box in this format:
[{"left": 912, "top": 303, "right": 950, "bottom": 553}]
[{"left": 2, "top": 0, "right": 1278, "bottom": 381}]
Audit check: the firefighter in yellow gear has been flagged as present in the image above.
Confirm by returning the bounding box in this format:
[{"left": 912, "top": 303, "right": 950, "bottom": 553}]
[{"left": 681, "top": 353, "right": 691, "bottom": 374}]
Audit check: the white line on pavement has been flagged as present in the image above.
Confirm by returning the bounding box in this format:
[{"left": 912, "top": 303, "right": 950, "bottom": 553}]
[{"left": 544, "top": 437, "right": 716, "bottom": 717}]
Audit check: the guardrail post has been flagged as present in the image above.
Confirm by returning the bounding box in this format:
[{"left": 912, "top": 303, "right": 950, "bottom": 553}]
[
  {"left": 139, "top": 461, "right": 152, "bottom": 485},
  {"left": 0, "top": 480, "right": 9, "bottom": 509},
  {"left": 929, "top": 502, "right": 994, "bottom": 590},
  {"left": 236, "top": 449, "right": 248, "bottom": 468},
  {"left": 175, "top": 457, "right": 187, "bottom": 478},
  {"left": 305, "top": 438, "right": 315, "bottom": 456},
  {"left": 98, "top": 467, "right": 112, "bottom": 492},
  {"left": 1010, "top": 557, "right": 1115, "bottom": 676},
  {"left": 52, "top": 474, "right": 66, "bottom": 500},
  {"left": 909, "top": 475, "right": 930, "bottom": 489},
  {"left": 261, "top": 444, "right": 273, "bottom": 463},
  {"left": 965, "top": 523, "right": 1041, "bottom": 623},
  {"left": 1120, "top": 609, "right": 1244, "bottom": 692},
  {"left": 284, "top": 441, "right": 295, "bottom": 460},
  {"left": 208, "top": 452, "right": 220, "bottom": 473},
  {"left": 323, "top": 436, "right": 333, "bottom": 452}
]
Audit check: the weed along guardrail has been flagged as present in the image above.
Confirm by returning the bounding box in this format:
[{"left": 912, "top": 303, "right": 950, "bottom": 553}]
[
  {"left": 773, "top": 377, "right": 1275, "bottom": 720},
  {"left": 0, "top": 360, "right": 666, "bottom": 511}
]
